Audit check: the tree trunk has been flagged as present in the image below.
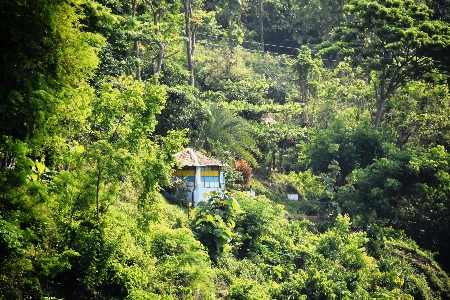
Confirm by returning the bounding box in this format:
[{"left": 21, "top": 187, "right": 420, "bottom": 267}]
[
  {"left": 134, "top": 40, "right": 141, "bottom": 81},
  {"left": 271, "top": 151, "right": 276, "bottom": 171},
  {"left": 228, "top": 20, "right": 234, "bottom": 52},
  {"left": 184, "top": 0, "right": 194, "bottom": 86},
  {"left": 146, "top": 0, "right": 165, "bottom": 78},
  {"left": 259, "top": 0, "right": 264, "bottom": 56},
  {"left": 96, "top": 167, "right": 103, "bottom": 223},
  {"left": 278, "top": 150, "right": 282, "bottom": 172},
  {"left": 132, "top": 0, "right": 141, "bottom": 81},
  {"left": 299, "top": 82, "right": 308, "bottom": 125},
  {"left": 0, "top": 152, "right": 15, "bottom": 169},
  {"left": 155, "top": 40, "right": 165, "bottom": 77},
  {"left": 154, "top": 9, "right": 164, "bottom": 77},
  {"left": 374, "top": 94, "right": 386, "bottom": 130},
  {"left": 374, "top": 65, "right": 387, "bottom": 130}
]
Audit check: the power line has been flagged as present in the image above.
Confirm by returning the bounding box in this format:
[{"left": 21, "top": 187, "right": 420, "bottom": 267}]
[
  {"left": 197, "top": 36, "right": 339, "bottom": 62},
  {"left": 196, "top": 32, "right": 446, "bottom": 66}
]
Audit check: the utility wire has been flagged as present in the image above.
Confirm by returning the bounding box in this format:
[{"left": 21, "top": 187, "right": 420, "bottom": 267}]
[{"left": 196, "top": 32, "right": 445, "bottom": 66}]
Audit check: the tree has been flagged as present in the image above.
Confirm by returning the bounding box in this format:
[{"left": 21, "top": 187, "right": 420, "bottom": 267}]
[
  {"left": 101, "top": 0, "right": 183, "bottom": 81},
  {"left": 48, "top": 77, "right": 186, "bottom": 297},
  {"left": 183, "top": 0, "right": 194, "bottom": 85},
  {"left": 193, "top": 103, "right": 259, "bottom": 166},
  {"left": 234, "top": 159, "right": 252, "bottom": 190},
  {"left": 84, "top": 0, "right": 145, "bottom": 82},
  {"left": 183, "top": 0, "right": 198, "bottom": 86},
  {"left": 300, "top": 119, "right": 384, "bottom": 182},
  {"left": 254, "top": 122, "right": 306, "bottom": 172},
  {"left": 241, "top": 0, "right": 345, "bottom": 49},
  {"left": 341, "top": 144, "right": 450, "bottom": 271},
  {"left": 384, "top": 79, "right": 450, "bottom": 149},
  {"left": 132, "top": 0, "right": 142, "bottom": 81},
  {"left": 0, "top": 0, "right": 104, "bottom": 296},
  {"left": 154, "top": 85, "right": 209, "bottom": 141},
  {"left": 320, "top": 0, "right": 450, "bottom": 129},
  {"left": 258, "top": 0, "right": 264, "bottom": 55},
  {"left": 290, "top": 45, "right": 321, "bottom": 125},
  {"left": 219, "top": 0, "right": 244, "bottom": 51},
  {"left": 0, "top": 0, "right": 104, "bottom": 150},
  {"left": 0, "top": 140, "right": 78, "bottom": 299},
  {"left": 142, "top": 0, "right": 183, "bottom": 78},
  {"left": 82, "top": 76, "right": 174, "bottom": 220},
  {"left": 425, "top": 0, "right": 450, "bottom": 22},
  {"left": 182, "top": 0, "right": 215, "bottom": 86}
]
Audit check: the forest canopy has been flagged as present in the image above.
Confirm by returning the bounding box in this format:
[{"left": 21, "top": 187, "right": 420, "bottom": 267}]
[{"left": 1, "top": 0, "right": 450, "bottom": 299}]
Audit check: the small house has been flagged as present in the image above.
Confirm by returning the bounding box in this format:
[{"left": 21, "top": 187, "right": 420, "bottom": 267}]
[{"left": 171, "top": 148, "right": 226, "bottom": 205}]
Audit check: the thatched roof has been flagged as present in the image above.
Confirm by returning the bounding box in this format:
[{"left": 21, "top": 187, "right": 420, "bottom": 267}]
[{"left": 174, "top": 148, "right": 226, "bottom": 167}]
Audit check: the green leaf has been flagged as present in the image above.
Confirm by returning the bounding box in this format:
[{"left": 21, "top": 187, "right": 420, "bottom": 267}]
[
  {"left": 273, "top": 265, "right": 283, "bottom": 279},
  {"left": 230, "top": 198, "right": 240, "bottom": 211},
  {"left": 31, "top": 173, "right": 38, "bottom": 182},
  {"left": 35, "top": 160, "right": 45, "bottom": 175},
  {"left": 213, "top": 228, "right": 223, "bottom": 237}
]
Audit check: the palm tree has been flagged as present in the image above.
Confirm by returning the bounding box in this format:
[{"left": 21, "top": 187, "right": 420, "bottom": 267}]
[{"left": 192, "top": 103, "right": 259, "bottom": 166}]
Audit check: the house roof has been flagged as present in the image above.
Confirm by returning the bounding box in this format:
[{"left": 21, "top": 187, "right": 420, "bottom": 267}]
[
  {"left": 174, "top": 148, "right": 226, "bottom": 167},
  {"left": 262, "top": 113, "right": 277, "bottom": 124}
]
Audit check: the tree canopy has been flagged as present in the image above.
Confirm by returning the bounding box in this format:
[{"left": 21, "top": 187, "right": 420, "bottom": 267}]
[{"left": 2, "top": 0, "right": 450, "bottom": 298}]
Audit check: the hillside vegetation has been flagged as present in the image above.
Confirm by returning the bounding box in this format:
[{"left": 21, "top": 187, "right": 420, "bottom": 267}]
[{"left": 2, "top": 0, "right": 450, "bottom": 299}]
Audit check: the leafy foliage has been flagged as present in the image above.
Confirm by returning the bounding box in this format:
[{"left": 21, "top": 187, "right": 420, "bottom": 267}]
[
  {"left": 234, "top": 159, "right": 253, "bottom": 190},
  {"left": 194, "top": 103, "right": 260, "bottom": 166},
  {"left": 154, "top": 85, "right": 209, "bottom": 142},
  {"left": 341, "top": 144, "right": 450, "bottom": 271},
  {"left": 2, "top": 0, "right": 450, "bottom": 298},
  {"left": 385, "top": 79, "right": 450, "bottom": 149},
  {"left": 320, "top": 0, "right": 450, "bottom": 128},
  {"left": 300, "top": 119, "right": 384, "bottom": 181},
  {"left": 191, "top": 191, "right": 240, "bottom": 260}
]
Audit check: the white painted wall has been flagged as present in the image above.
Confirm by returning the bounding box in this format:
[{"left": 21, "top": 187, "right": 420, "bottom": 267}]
[
  {"left": 287, "top": 193, "right": 299, "bottom": 201},
  {"left": 188, "top": 166, "right": 226, "bottom": 206}
]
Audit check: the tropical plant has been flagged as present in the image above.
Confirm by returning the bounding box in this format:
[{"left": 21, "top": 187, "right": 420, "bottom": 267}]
[
  {"left": 193, "top": 103, "right": 260, "bottom": 166},
  {"left": 154, "top": 85, "right": 209, "bottom": 142},
  {"left": 191, "top": 191, "right": 240, "bottom": 260}
]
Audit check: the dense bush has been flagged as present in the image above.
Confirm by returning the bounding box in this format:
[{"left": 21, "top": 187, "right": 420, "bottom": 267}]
[
  {"left": 235, "top": 159, "right": 253, "bottom": 190},
  {"left": 299, "top": 119, "right": 384, "bottom": 183},
  {"left": 191, "top": 191, "right": 241, "bottom": 260}
]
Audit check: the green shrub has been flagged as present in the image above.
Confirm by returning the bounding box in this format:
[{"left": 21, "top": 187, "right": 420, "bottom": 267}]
[{"left": 191, "top": 191, "right": 240, "bottom": 261}]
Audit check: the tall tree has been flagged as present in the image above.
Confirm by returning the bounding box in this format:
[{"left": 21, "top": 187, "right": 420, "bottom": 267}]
[
  {"left": 290, "top": 45, "right": 320, "bottom": 124},
  {"left": 0, "top": 0, "right": 104, "bottom": 296},
  {"left": 385, "top": 79, "right": 450, "bottom": 149},
  {"left": 320, "top": 0, "right": 450, "bottom": 129},
  {"left": 0, "top": 0, "right": 103, "bottom": 147},
  {"left": 183, "top": 0, "right": 195, "bottom": 86},
  {"left": 178, "top": 1, "right": 218, "bottom": 87},
  {"left": 241, "top": 0, "right": 345, "bottom": 49},
  {"left": 132, "top": 0, "right": 142, "bottom": 81},
  {"left": 154, "top": 85, "right": 209, "bottom": 141},
  {"left": 143, "top": 0, "right": 183, "bottom": 78},
  {"left": 219, "top": 0, "right": 244, "bottom": 51},
  {"left": 258, "top": 0, "right": 264, "bottom": 55}
]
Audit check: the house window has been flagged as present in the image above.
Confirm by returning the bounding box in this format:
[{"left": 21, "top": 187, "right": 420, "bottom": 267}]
[
  {"left": 200, "top": 166, "right": 220, "bottom": 188},
  {"left": 173, "top": 167, "right": 195, "bottom": 188}
]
